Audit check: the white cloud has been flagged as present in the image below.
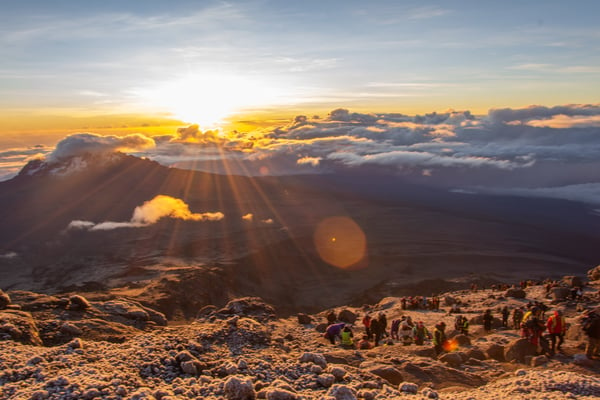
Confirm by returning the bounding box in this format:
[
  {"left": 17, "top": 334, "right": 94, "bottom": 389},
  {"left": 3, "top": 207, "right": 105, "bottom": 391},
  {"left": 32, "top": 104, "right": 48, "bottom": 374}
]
[
  {"left": 67, "top": 195, "right": 224, "bottom": 231},
  {"left": 297, "top": 156, "right": 321, "bottom": 167}
]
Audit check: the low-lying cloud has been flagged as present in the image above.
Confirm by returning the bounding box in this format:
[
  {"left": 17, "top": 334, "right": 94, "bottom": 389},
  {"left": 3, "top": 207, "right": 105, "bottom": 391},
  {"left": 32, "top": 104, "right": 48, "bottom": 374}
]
[
  {"left": 48, "top": 133, "right": 155, "bottom": 162},
  {"left": 68, "top": 195, "right": 224, "bottom": 231}
]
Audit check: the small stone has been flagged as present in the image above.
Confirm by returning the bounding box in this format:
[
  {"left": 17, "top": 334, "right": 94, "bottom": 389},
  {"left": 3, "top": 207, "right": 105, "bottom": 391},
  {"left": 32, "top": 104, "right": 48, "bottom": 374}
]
[
  {"left": 299, "top": 352, "right": 327, "bottom": 368},
  {"left": 330, "top": 366, "right": 346, "bottom": 381},
  {"left": 317, "top": 373, "right": 335, "bottom": 388},
  {"left": 399, "top": 382, "right": 419, "bottom": 394}
]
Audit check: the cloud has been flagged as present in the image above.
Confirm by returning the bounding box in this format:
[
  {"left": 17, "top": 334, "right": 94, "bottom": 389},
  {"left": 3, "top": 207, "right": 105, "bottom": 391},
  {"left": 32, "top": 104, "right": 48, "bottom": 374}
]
[
  {"left": 173, "top": 124, "right": 222, "bottom": 144},
  {"left": 48, "top": 133, "right": 155, "bottom": 162},
  {"left": 479, "top": 183, "right": 600, "bottom": 205},
  {"left": 67, "top": 195, "right": 224, "bottom": 231},
  {"left": 242, "top": 213, "right": 253, "bottom": 221},
  {"left": 297, "top": 156, "right": 321, "bottom": 167}
]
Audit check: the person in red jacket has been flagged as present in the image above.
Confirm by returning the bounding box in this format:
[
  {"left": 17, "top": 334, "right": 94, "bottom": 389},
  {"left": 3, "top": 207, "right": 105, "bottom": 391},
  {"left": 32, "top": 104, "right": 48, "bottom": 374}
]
[{"left": 546, "top": 310, "right": 566, "bottom": 355}]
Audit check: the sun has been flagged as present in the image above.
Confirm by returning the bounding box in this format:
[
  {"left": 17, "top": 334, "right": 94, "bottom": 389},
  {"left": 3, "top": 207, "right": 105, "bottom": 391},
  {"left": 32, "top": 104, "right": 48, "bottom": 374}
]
[{"left": 135, "top": 73, "right": 284, "bottom": 128}]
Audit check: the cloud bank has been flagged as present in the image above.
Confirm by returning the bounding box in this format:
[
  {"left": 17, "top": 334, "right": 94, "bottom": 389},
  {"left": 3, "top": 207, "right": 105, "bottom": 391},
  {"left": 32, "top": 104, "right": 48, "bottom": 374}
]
[
  {"left": 48, "top": 133, "right": 155, "bottom": 162},
  {"left": 68, "top": 195, "right": 224, "bottom": 231},
  {"left": 4, "top": 103, "right": 600, "bottom": 205}
]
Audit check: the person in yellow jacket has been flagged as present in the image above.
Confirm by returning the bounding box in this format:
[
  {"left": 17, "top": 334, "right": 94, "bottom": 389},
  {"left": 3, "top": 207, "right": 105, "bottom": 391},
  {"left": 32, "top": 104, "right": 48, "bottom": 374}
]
[{"left": 340, "top": 325, "right": 355, "bottom": 348}]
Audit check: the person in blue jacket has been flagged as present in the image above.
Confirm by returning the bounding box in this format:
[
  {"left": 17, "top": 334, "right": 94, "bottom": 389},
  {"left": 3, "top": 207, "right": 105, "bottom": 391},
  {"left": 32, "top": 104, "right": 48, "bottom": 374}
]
[{"left": 324, "top": 322, "right": 345, "bottom": 344}]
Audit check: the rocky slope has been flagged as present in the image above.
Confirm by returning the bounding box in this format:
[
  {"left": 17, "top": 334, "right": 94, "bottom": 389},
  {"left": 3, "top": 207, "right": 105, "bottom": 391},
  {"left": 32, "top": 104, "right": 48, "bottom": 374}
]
[{"left": 2, "top": 273, "right": 600, "bottom": 400}]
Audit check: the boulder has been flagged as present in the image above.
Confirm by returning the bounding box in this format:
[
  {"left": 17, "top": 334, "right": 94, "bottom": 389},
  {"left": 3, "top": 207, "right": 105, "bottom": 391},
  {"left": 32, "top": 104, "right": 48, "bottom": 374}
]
[
  {"left": 297, "top": 313, "right": 312, "bottom": 325},
  {"left": 363, "top": 364, "right": 403, "bottom": 385},
  {"left": 505, "top": 288, "right": 526, "bottom": 299},
  {"left": 217, "top": 297, "right": 276, "bottom": 322},
  {"left": 484, "top": 343, "right": 505, "bottom": 361},
  {"left": 317, "top": 374, "right": 335, "bottom": 388},
  {"left": 264, "top": 389, "right": 298, "bottom": 400},
  {"left": 562, "top": 276, "right": 584, "bottom": 288},
  {"left": 0, "top": 310, "right": 42, "bottom": 346},
  {"left": 588, "top": 265, "right": 600, "bottom": 281},
  {"left": 299, "top": 352, "right": 327, "bottom": 368},
  {"left": 0, "top": 290, "right": 10, "bottom": 309},
  {"left": 552, "top": 287, "right": 572, "bottom": 302},
  {"left": 399, "top": 382, "right": 419, "bottom": 394},
  {"left": 224, "top": 376, "right": 256, "bottom": 400},
  {"left": 465, "top": 348, "right": 486, "bottom": 361},
  {"left": 337, "top": 309, "right": 357, "bottom": 324},
  {"left": 69, "top": 295, "right": 91, "bottom": 310},
  {"left": 330, "top": 366, "right": 347, "bottom": 381},
  {"left": 439, "top": 352, "right": 463, "bottom": 368},
  {"left": 326, "top": 385, "right": 357, "bottom": 400},
  {"left": 453, "top": 334, "right": 471, "bottom": 347},
  {"left": 504, "top": 338, "right": 537, "bottom": 363}
]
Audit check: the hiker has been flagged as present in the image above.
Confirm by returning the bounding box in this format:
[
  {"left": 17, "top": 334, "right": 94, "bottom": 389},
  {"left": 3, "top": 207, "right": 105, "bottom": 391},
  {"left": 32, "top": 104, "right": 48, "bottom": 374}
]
[
  {"left": 378, "top": 313, "right": 388, "bottom": 337},
  {"left": 362, "top": 314, "right": 372, "bottom": 340},
  {"left": 459, "top": 315, "right": 469, "bottom": 336},
  {"left": 546, "top": 310, "right": 566, "bottom": 355},
  {"left": 521, "top": 307, "right": 549, "bottom": 354},
  {"left": 357, "top": 335, "right": 373, "bottom": 349},
  {"left": 501, "top": 306, "right": 510, "bottom": 328},
  {"left": 483, "top": 309, "right": 493, "bottom": 332},
  {"left": 513, "top": 307, "right": 524, "bottom": 330},
  {"left": 390, "top": 318, "right": 401, "bottom": 340},
  {"left": 581, "top": 311, "right": 600, "bottom": 359},
  {"left": 370, "top": 317, "right": 383, "bottom": 346},
  {"left": 399, "top": 316, "right": 414, "bottom": 345},
  {"left": 324, "top": 322, "right": 345, "bottom": 345},
  {"left": 413, "top": 321, "right": 431, "bottom": 345},
  {"left": 433, "top": 322, "right": 447, "bottom": 356},
  {"left": 340, "top": 325, "right": 354, "bottom": 348}
]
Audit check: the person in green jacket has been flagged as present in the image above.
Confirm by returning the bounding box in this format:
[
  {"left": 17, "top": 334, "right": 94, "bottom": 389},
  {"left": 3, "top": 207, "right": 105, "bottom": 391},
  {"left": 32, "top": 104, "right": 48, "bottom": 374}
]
[
  {"left": 340, "top": 325, "right": 355, "bottom": 348},
  {"left": 433, "top": 322, "right": 447, "bottom": 355}
]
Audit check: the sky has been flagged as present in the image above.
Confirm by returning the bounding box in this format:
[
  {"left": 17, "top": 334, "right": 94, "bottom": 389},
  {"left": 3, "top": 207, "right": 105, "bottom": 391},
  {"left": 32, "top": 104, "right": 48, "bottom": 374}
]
[{"left": 0, "top": 1, "right": 599, "bottom": 205}]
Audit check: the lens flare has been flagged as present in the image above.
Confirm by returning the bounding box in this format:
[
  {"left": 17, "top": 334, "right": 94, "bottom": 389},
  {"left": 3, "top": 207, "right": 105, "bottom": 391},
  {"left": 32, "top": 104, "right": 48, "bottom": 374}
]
[
  {"left": 443, "top": 338, "right": 459, "bottom": 352},
  {"left": 313, "top": 216, "right": 367, "bottom": 269}
]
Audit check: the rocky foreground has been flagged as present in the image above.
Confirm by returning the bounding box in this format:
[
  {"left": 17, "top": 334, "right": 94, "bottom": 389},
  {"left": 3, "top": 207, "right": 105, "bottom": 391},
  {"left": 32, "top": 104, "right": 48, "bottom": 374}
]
[{"left": 2, "top": 273, "right": 600, "bottom": 400}]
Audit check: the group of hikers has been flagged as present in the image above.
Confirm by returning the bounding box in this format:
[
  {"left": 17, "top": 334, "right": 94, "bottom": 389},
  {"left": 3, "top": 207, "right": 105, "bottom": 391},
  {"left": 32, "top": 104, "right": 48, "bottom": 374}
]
[
  {"left": 322, "top": 289, "right": 600, "bottom": 360},
  {"left": 323, "top": 312, "right": 447, "bottom": 353},
  {"left": 400, "top": 296, "right": 440, "bottom": 310}
]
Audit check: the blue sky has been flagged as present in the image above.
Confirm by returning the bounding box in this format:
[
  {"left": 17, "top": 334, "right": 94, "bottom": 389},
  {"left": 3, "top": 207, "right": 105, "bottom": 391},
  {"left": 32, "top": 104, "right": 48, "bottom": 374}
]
[{"left": 1, "top": 0, "right": 599, "bottom": 127}]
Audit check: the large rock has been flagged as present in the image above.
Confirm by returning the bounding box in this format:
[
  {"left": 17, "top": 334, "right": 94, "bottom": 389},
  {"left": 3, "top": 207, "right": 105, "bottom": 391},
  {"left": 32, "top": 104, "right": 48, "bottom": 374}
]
[
  {"left": 299, "top": 352, "right": 327, "bottom": 368},
  {"left": 217, "top": 297, "right": 276, "bottom": 322},
  {"left": 562, "top": 276, "right": 583, "bottom": 288},
  {"left": 504, "top": 339, "right": 537, "bottom": 363},
  {"left": 552, "top": 287, "right": 572, "bottom": 301},
  {"left": 484, "top": 343, "right": 505, "bottom": 361},
  {"left": 588, "top": 265, "right": 600, "bottom": 281},
  {"left": 326, "top": 385, "right": 357, "bottom": 400},
  {"left": 439, "top": 352, "right": 463, "bottom": 368},
  {"left": 505, "top": 288, "right": 526, "bottom": 299},
  {"left": 224, "top": 376, "right": 256, "bottom": 400},
  {"left": 337, "top": 309, "right": 357, "bottom": 324},
  {"left": 69, "top": 295, "right": 91, "bottom": 310},
  {"left": 566, "top": 323, "right": 585, "bottom": 341},
  {"left": 363, "top": 364, "right": 403, "bottom": 385},
  {"left": 0, "top": 310, "right": 42, "bottom": 346},
  {"left": 0, "top": 290, "right": 10, "bottom": 309},
  {"left": 297, "top": 313, "right": 312, "bottom": 325},
  {"left": 453, "top": 334, "right": 471, "bottom": 347}
]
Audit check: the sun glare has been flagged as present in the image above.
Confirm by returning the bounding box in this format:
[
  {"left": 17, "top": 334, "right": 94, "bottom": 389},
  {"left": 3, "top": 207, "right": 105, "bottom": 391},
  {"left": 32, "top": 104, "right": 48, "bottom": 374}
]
[{"left": 135, "top": 74, "right": 284, "bottom": 128}]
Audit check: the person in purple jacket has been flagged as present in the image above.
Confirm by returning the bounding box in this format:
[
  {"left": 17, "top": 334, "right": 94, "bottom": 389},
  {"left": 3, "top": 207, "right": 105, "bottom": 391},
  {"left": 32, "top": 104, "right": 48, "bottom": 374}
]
[{"left": 324, "top": 323, "right": 345, "bottom": 344}]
